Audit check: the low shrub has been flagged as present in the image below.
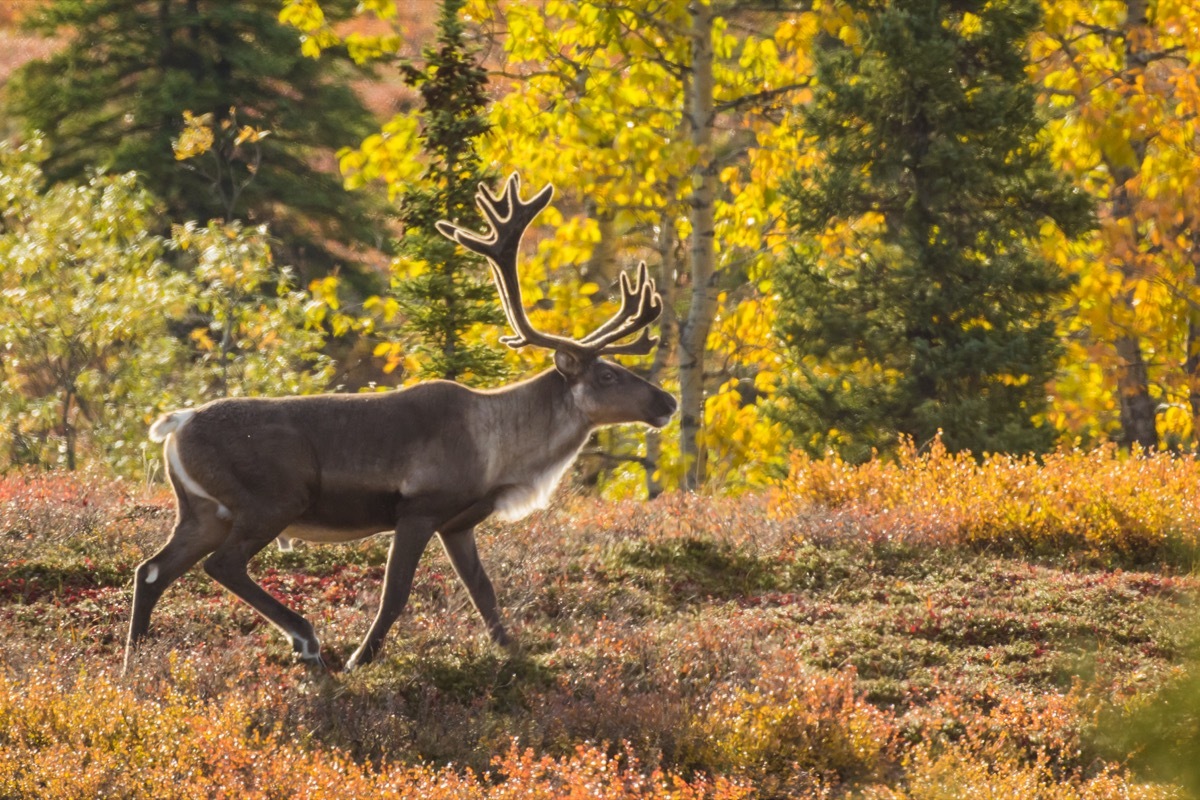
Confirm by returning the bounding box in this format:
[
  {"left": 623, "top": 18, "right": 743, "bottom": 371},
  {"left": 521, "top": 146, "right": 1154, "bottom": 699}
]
[
  {"left": 0, "top": 468, "right": 1194, "bottom": 797},
  {"left": 773, "top": 436, "right": 1200, "bottom": 564},
  {"left": 0, "top": 660, "right": 750, "bottom": 799},
  {"left": 680, "top": 667, "right": 894, "bottom": 796},
  {"left": 863, "top": 741, "right": 1182, "bottom": 800}
]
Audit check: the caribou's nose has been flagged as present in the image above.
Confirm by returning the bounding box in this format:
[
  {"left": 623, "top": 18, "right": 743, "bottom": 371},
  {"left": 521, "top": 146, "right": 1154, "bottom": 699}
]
[{"left": 653, "top": 391, "right": 678, "bottom": 424}]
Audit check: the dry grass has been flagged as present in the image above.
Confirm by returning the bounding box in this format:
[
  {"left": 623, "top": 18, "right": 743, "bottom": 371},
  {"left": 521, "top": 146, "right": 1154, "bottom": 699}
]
[{"left": 0, "top": 458, "right": 1196, "bottom": 797}]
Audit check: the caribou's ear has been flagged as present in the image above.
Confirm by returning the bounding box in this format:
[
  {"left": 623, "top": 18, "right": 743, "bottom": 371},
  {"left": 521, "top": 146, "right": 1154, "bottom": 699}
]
[{"left": 554, "top": 348, "right": 587, "bottom": 380}]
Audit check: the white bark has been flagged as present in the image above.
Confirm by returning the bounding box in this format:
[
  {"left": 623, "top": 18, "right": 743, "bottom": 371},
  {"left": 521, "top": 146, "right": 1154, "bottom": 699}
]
[{"left": 678, "top": 0, "right": 718, "bottom": 490}]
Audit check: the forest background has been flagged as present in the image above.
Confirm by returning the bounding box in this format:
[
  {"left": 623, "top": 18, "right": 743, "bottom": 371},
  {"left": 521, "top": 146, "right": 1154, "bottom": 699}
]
[
  {"left": 3, "top": 2, "right": 1200, "bottom": 798},
  {"left": 0, "top": 0, "right": 1197, "bottom": 495}
]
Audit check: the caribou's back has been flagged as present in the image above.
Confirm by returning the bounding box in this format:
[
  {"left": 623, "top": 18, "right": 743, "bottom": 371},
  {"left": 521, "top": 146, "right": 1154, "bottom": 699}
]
[
  {"left": 181, "top": 382, "right": 480, "bottom": 473},
  {"left": 169, "top": 383, "right": 492, "bottom": 536}
]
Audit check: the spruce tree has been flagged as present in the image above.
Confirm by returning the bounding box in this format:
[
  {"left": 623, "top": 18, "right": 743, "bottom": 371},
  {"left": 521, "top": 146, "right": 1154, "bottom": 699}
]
[
  {"left": 775, "top": 0, "right": 1091, "bottom": 461},
  {"left": 388, "top": 0, "right": 506, "bottom": 383},
  {"left": 6, "top": 0, "right": 379, "bottom": 275}
]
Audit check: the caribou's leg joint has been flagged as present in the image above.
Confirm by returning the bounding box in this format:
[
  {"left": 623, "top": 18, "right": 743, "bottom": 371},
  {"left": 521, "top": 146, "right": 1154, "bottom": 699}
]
[{"left": 291, "top": 634, "right": 325, "bottom": 667}]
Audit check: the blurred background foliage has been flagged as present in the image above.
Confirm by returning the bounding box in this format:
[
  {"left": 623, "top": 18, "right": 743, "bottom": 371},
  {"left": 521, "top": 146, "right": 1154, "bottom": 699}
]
[{"left": 0, "top": 0, "right": 1198, "bottom": 493}]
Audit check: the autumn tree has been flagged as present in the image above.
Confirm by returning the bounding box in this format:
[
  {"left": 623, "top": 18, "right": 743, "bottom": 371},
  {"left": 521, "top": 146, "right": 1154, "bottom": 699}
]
[
  {"left": 458, "top": 0, "right": 816, "bottom": 492},
  {"left": 0, "top": 140, "right": 185, "bottom": 473},
  {"left": 6, "top": 0, "right": 380, "bottom": 275},
  {"left": 0, "top": 136, "right": 338, "bottom": 474},
  {"left": 363, "top": 0, "right": 507, "bottom": 383},
  {"left": 170, "top": 220, "right": 335, "bottom": 401},
  {"left": 1034, "top": 0, "right": 1200, "bottom": 449},
  {"left": 286, "top": 0, "right": 817, "bottom": 493},
  {"left": 775, "top": 0, "right": 1092, "bottom": 461}
]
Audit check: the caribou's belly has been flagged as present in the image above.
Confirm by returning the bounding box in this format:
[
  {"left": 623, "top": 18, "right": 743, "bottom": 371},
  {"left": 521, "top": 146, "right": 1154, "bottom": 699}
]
[
  {"left": 288, "top": 485, "right": 401, "bottom": 543},
  {"left": 281, "top": 522, "right": 390, "bottom": 545}
]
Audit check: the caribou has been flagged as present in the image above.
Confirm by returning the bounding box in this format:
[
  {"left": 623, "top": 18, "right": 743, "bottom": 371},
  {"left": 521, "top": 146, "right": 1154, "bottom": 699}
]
[{"left": 124, "top": 174, "right": 676, "bottom": 672}]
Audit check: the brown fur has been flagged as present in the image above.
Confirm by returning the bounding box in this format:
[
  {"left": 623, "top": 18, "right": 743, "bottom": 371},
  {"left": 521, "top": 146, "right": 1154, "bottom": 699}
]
[
  {"left": 125, "top": 174, "right": 676, "bottom": 673},
  {"left": 126, "top": 363, "right": 674, "bottom": 671}
]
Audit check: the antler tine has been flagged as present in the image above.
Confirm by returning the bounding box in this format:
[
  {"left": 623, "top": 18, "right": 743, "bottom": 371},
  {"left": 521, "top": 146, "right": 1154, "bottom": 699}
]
[
  {"left": 579, "top": 263, "right": 650, "bottom": 346},
  {"left": 435, "top": 174, "right": 553, "bottom": 261},
  {"left": 580, "top": 261, "right": 663, "bottom": 353},
  {"left": 597, "top": 328, "right": 658, "bottom": 356},
  {"left": 479, "top": 176, "right": 563, "bottom": 350},
  {"left": 474, "top": 173, "right": 517, "bottom": 231},
  {"left": 438, "top": 175, "right": 663, "bottom": 359},
  {"left": 437, "top": 174, "right": 569, "bottom": 352}
]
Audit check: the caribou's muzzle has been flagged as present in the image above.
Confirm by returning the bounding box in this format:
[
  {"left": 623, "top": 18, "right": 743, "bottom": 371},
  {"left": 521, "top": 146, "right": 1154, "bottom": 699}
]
[{"left": 647, "top": 392, "right": 678, "bottom": 429}]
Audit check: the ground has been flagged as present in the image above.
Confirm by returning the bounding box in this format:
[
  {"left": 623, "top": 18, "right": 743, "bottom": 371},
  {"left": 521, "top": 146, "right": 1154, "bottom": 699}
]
[{"left": 0, "top": 470, "right": 1195, "bottom": 797}]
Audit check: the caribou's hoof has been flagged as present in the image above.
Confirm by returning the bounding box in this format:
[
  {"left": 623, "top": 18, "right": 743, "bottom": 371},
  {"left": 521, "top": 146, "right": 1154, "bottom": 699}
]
[
  {"left": 291, "top": 636, "right": 328, "bottom": 671},
  {"left": 343, "top": 648, "right": 371, "bottom": 673},
  {"left": 493, "top": 629, "right": 522, "bottom": 658}
]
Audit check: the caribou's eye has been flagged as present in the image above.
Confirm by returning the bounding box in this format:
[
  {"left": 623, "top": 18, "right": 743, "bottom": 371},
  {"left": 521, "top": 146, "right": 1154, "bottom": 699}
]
[{"left": 597, "top": 368, "right": 618, "bottom": 386}]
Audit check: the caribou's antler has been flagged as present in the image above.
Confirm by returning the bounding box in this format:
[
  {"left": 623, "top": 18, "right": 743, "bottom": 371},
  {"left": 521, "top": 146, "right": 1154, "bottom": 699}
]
[
  {"left": 579, "top": 261, "right": 661, "bottom": 355},
  {"left": 436, "top": 174, "right": 662, "bottom": 358}
]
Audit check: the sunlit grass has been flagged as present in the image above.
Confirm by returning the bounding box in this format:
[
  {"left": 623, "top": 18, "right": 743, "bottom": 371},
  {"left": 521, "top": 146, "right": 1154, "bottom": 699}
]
[
  {"left": 0, "top": 453, "right": 1195, "bottom": 797},
  {"left": 774, "top": 436, "right": 1200, "bottom": 566}
]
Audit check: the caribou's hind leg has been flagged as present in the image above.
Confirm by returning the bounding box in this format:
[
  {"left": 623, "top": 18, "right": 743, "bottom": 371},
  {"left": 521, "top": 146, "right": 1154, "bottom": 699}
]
[
  {"left": 125, "top": 495, "right": 227, "bottom": 673},
  {"left": 202, "top": 514, "right": 327, "bottom": 668}
]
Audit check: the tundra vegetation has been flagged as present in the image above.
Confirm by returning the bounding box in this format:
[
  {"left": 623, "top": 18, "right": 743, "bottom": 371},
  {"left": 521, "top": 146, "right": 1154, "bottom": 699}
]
[
  {"left": 2, "top": 450, "right": 1199, "bottom": 797},
  {"left": 1, "top": 0, "right": 1200, "bottom": 796}
]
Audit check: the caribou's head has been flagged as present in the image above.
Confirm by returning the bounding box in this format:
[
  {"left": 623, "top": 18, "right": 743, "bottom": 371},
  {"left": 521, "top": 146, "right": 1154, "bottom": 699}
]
[{"left": 436, "top": 175, "right": 677, "bottom": 429}]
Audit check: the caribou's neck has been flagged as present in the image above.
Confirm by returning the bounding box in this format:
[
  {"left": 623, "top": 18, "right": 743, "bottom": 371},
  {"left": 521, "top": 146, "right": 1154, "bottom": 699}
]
[
  {"left": 478, "top": 368, "right": 591, "bottom": 476},
  {"left": 476, "top": 368, "right": 591, "bottom": 520}
]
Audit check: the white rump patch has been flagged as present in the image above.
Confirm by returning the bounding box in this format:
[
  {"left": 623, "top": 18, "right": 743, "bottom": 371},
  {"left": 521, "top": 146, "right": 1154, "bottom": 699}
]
[
  {"left": 494, "top": 454, "right": 576, "bottom": 522},
  {"left": 144, "top": 564, "right": 159, "bottom": 584},
  {"left": 165, "top": 433, "right": 232, "bottom": 521},
  {"left": 149, "top": 408, "right": 195, "bottom": 442}
]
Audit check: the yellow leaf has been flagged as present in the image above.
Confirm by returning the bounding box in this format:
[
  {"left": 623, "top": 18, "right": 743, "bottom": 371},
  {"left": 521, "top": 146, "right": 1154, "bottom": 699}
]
[{"left": 234, "top": 126, "right": 270, "bottom": 146}]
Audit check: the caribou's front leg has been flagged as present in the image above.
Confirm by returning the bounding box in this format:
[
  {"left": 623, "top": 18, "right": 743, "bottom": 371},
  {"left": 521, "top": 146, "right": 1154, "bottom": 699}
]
[
  {"left": 203, "top": 520, "right": 326, "bottom": 668},
  {"left": 345, "top": 521, "right": 436, "bottom": 671},
  {"left": 438, "top": 526, "right": 511, "bottom": 649}
]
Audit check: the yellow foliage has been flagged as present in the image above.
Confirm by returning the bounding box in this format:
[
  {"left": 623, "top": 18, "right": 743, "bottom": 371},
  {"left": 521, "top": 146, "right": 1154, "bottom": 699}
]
[
  {"left": 338, "top": 115, "right": 422, "bottom": 197},
  {"left": 682, "top": 668, "right": 892, "bottom": 796},
  {"left": 278, "top": 0, "right": 342, "bottom": 58},
  {"left": 773, "top": 435, "right": 1200, "bottom": 558},
  {"left": 0, "top": 662, "right": 749, "bottom": 799},
  {"left": 957, "top": 12, "right": 982, "bottom": 39},
  {"left": 695, "top": 379, "right": 791, "bottom": 493},
  {"left": 280, "top": 0, "right": 350, "bottom": 57},
  {"left": 864, "top": 742, "right": 1181, "bottom": 800},
  {"left": 172, "top": 110, "right": 215, "bottom": 161},
  {"left": 344, "top": 32, "right": 403, "bottom": 64},
  {"left": 1034, "top": 0, "right": 1200, "bottom": 447}
]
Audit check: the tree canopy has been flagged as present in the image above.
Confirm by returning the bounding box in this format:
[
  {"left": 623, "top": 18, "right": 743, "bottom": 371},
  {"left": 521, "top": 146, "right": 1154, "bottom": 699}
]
[
  {"left": 2, "top": 0, "right": 1199, "bottom": 483},
  {"left": 775, "top": 0, "right": 1092, "bottom": 461},
  {"left": 6, "top": 0, "right": 381, "bottom": 275},
  {"left": 372, "top": 0, "right": 508, "bottom": 384}
]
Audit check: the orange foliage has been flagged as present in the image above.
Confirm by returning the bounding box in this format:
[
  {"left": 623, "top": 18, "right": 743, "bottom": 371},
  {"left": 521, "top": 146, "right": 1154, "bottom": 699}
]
[
  {"left": 0, "top": 471, "right": 1189, "bottom": 797},
  {"left": 772, "top": 436, "right": 1200, "bottom": 559},
  {"left": 0, "top": 662, "right": 750, "bottom": 799}
]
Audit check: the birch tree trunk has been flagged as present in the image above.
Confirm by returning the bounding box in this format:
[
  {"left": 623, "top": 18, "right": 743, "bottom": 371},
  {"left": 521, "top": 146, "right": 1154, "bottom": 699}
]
[
  {"left": 678, "top": 0, "right": 718, "bottom": 490},
  {"left": 645, "top": 186, "right": 680, "bottom": 499},
  {"left": 1109, "top": 0, "right": 1157, "bottom": 450}
]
